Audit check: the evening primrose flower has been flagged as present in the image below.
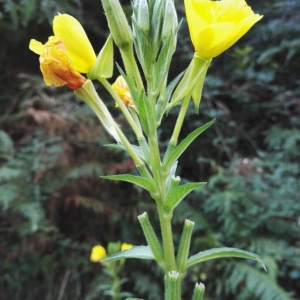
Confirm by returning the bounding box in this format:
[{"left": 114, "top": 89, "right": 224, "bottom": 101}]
[
  {"left": 90, "top": 245, "right": 107, "bottom": 262},
  {"left": 184, "top": 0, "right": 263, "bottom": 59},
  {"left": 29, "top": 36, "right": 86, "bottom": 90},
  {"left": 112, "top": 76, "right": 133, "bottom": 105},
  {"left": 121, "top": 243, "right": 133, "bottom": 251},
  {"left": 53, "top": 14, "right": 97, "bottom": 73}
]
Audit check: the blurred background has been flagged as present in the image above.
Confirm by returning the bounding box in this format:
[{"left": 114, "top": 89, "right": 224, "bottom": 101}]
[{"left": 0, "top": 0, "right": 299, "bottom": 299}]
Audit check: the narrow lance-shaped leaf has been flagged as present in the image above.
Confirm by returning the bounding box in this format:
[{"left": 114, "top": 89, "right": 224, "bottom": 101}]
[
  {"left": 163, "top": 182, "right": 206, "bottom": 212},
  {"left": 101, "top": 246, "right": 155, "bottom": 263},
  {"left": 135, "top": 91, "right": 151, "bottom": 137},
  {"left": 155, "top": 71, "right": 184, "bottom": 123},
  {"left": 163, "top": 119, "right": 215, "bottom": 170},
  {"left": 154, "top": 34, "right": 175, "bottom": 95},
  {"left": 101, "top": 174, "right": 155, "bottom": 193},
  {"left": 186, "top": 247, "right": 266, "bottom": 271}
]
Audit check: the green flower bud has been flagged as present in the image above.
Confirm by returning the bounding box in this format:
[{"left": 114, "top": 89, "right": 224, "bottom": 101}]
[
  {"left": 101, "top": 0, "right": 133, "bottom": 52},
  {"left": 162, "top": 0, "right": 178, "bottom": 41},
  {"left": 132, "top": 0, "right": 149, "bottom": 35},
  {"left": 191, "top": 283, "right": 205, "bottom": 300}
]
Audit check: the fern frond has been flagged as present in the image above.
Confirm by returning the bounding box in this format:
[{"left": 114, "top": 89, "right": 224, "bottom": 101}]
[
  {"left": 0, "top": 130, "right": 14, "bottom": 159},
  {"left": 133, "top": 273, "right": 163, "bottom": 300},
  {"left": 227, "top": 262, "right": 295, "bottom": 300},
  {"left": 0, "top": 166, "right": 24, "bottom": 182},
  {"left": 65, "top": 195, "right": 109, "bottom": 214},
  {"left": 67, "top": 162, "right": 104, "bottom": 179},
  {"left": 0, "top": 183, "right": 19, "bottom": 210},
  {"left": 13, "top": 202, "right": 45, "bottom": 232}
]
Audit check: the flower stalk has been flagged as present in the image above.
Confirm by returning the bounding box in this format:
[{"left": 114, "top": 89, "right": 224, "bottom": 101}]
[{"left": 29, "top": 1, "right": 264, "bottom": 299}]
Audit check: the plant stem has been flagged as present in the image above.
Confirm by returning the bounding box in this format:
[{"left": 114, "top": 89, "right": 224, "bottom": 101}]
[
  {"left": 157, "top": 204, "right": 176, "bottom": 272},
  {"left": 170, "top": 93, "right": 191, "bottom": 146},
  {"left": 121, "top": 48, "right": 144, "bottom": 91},
  {"left": 98, "top": 77, "right": 144, "bottom": 141}
]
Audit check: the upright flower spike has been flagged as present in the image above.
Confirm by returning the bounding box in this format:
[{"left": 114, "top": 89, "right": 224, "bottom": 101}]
[
  {"left": 184, "top": 0, "right": 263, "bottom": 59},
  {"left": 53, "top": 14, "right": 97, "bottom": 73},
  {"left": 29, "top": 37, "right": 86, "bottom": 90},
  {"left": 90, "top": 245, "right": 107, "bottom": 262}
]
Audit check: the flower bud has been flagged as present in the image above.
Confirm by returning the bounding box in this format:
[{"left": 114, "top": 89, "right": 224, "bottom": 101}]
[
  {"left": 90, "top": 245, "right": 107, "bottom": 262},
  {"left": 191, "top": 283, "right": 205, "bottom": 300},
  {"left": 161, "top": 0, "right": 178, "bottom": 41},
  {"left": 132, "top": 0, "right": 150, "bottom": 35},
  {"left": 101, "top": 0, "right": 133, "bottom": 52},
  {"left": 112, "top": 76, "right": 133, "bottom": 106}
]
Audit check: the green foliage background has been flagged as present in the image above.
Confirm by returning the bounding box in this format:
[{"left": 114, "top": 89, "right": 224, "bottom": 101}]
[{"left": 0, "top": 0, "right": 299, "bottom": 299}]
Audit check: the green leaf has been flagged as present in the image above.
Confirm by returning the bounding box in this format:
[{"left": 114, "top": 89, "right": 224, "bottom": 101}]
[
  {"left": 187, "top": 247, "right": 266, "bottom": 270},
  {"left": 104, "top": 143, "right": 146, "bottom": 161},
  {"left": 163, "top": 119, "right": 215, "bottom": 170},
  {"left": 101, "top": 174, "right": 155, "bottom": 192},
  {"left": 135, "top": 91, "right": 151, "bottom": 136},
  {"left": 155, "top": 71, "right": 184, "bottom": 123},
  {"left": 154, "top": 34, "right": 175, "bottom": 94},
  {"left": 101, "top": 246, "right": 155, "bottom": 262},
  {"left": 163, "top": 182, "right": 206, "bottom": 212}
]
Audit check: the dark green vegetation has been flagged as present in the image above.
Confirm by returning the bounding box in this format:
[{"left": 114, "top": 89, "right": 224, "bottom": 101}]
[{"left": 0, "top": 0, "right": 299, "bottom": 299}]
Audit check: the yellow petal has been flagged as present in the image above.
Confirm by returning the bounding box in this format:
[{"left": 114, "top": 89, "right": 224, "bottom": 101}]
[
  {"left": 184, "top": 0, "right": 263, "bottom": 59},
  {"left": 29, "top": 39, "right": 44, "bottom": 55},
  {"left": 195, "top": 23, "right": 234, "bottom": 58},
  {"left": 53, "top": 14, "right": 96, "bottom": 73},
  {"left": 184, "top": 0, "right": 206, "bottom": 47}
]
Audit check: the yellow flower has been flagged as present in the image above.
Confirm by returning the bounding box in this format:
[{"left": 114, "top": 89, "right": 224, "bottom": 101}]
[
  {"left": 184, "top": 0, "right": 263, "bottom": 59},
  {"left": 112, "top": 76, "right": 133, "bottom": 105},
  {"left": 53, "top": 14, "right": 96, "bottom": 73},
  {"left": 29, "top": 36, "right": 86, "bottom": 90},
  {"left": 121, "top": 243, "right": 133, "bottom": 251},
  {"left": 90, "top": 245, "right": 107, "bottom": 262}
]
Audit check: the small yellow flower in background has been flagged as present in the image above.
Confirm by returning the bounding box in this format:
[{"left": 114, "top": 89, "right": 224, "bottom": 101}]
[
  {"left": 90, "top": 245, "right": 107, "bottom": 262},
  {"left": 112, "top": 76, "right": 133, "bottom": 105},
  {"left": 184, "top": 0, "right": 263, "bottom": 59},
  {"left": 121, "top": 243, "right": 133, "bottom": 251},
  {"left": 53, "top": 14, "right": 97, "bottom": 73},
  {"left": 29, "top": 37, "right": 86, "bottom": 90}
]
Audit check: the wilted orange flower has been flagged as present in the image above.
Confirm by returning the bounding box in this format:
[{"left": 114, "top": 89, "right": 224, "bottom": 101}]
[
  {"left": 29, "top": 36, "right": 86, "bottom": 90},
  {"left": 112, "top": 76, "right": 132, "bottom": 105}
]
